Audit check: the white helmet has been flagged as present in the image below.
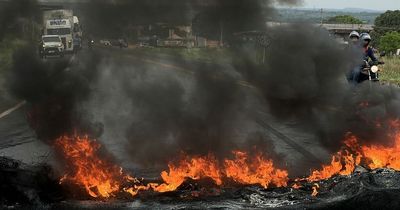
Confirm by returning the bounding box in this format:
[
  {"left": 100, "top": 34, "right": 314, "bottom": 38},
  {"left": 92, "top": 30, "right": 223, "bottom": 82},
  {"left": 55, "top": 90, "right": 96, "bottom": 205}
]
[
  {"left": 360, "top": 33, "right": 372, "bottom": 41},
  {"left": 349, "top": 31, "right": 360, "bottom": 39}
]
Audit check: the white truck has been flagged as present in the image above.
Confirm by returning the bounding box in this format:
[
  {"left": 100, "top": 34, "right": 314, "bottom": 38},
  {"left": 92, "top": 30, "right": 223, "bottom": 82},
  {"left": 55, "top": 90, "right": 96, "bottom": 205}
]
[{"left": 43, "top": 10, "right": 82, "bottom": 53}]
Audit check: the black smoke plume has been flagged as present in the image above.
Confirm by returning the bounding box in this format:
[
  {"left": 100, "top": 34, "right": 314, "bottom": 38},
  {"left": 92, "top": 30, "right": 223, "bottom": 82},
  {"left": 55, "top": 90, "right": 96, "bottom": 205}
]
[
  {"left": 75, "top": 0, "right": 303, "bottom": 168},
  {"left": 12, "top": 0, "right": 400, "bottom": 175},
  {"left": 8, "top": 46, "right": 102, "bottom": 142},
  {"left": 122, "top": 64, "right": 245, "bottom": 166},
  {"left": 0, "top": 0, "right": 41, "bottom": 41},
  {"left": 78, "top": 0, "right": 301, "bottom": 41},
  {"left": 240, "top": 23, "right": 400, "bottom": 152},
  {"left": 78, "top": 0, "right": 193, "bottom": 38}
]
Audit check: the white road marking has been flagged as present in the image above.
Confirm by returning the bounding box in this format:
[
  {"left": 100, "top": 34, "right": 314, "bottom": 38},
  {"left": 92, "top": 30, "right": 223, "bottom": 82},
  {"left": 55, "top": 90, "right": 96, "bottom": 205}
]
[{"left": 0, "top": 101, "right": 26, "bottom": 119}]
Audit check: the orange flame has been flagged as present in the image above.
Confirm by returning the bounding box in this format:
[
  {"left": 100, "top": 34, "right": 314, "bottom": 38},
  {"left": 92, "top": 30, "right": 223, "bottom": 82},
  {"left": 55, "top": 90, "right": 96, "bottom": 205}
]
[
  {"left": 291, "top": 183, "right": 301, "bottom": 189},
  {"left": 152, "top": 151, "right": 288, "bottom": 193},
  {"left": 56, "top": 118, "right": 400, "bottom": 199},
  {"left": 307, "top": 121, "right": 400, "bottom": 182},
  {"left": 224, "top": 151, "right": 288, "bottom": 188},
  {"left": 55, "top": 135, "right": 146, "bottom": 198},
  {"left": 311, "top": 183, "right": 319, "bottom": 197},
  {"left": 56, "top": 135, "right": 288, "bottom": 198},
  {"left": 361, "top": 133, "right": 400, "bottom": 170},
  {"left": 307, "top": 135, "right": 361, "bottom": 182},
  {"left": 152, "top": 153, "right": 222, "bottom": 192}
]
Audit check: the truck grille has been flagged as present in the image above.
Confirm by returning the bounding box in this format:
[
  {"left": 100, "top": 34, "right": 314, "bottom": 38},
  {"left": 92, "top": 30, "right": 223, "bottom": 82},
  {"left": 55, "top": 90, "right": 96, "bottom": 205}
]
[
  {"left": 61, "top": 38, "right": 67, "bottom": 49},
  {"left": 44, "top": 47, "right": 59, "bottom": 54}
]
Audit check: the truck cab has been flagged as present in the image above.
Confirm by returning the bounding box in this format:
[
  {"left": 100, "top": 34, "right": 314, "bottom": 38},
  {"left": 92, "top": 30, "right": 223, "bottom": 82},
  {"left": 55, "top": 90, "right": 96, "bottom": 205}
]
[{"left": 39, "top": 35, "right": 64, "bottom": 58}]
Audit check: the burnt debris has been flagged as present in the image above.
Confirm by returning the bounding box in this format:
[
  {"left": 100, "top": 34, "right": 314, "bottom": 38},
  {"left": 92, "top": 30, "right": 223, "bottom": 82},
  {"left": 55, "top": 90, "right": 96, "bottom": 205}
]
[
  {"left": 0, "top": 156, "right": 63, "bottom": 207},
  {"left": 2, "top": 165, "right": 397, "bottom": 209}
]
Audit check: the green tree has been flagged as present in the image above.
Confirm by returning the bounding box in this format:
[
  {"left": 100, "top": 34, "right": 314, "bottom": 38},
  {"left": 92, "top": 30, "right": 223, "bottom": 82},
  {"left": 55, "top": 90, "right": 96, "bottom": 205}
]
[
  {"left": 373, "top": 10, "right": 400, "bottom": 48},
  {"left": 327, "top": 15, "right": 363, "bottom": 24},
  {"left": 379, "top": 31, "right": 400, "bottom": 54},
  {"left": 375, "top": 10, "right": 400, "bottom": 30}
]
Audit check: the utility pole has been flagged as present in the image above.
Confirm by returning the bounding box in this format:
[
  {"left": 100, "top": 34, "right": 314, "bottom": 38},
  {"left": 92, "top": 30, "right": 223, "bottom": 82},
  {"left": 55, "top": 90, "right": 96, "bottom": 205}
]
[
  {"left": 262, "top": 46, "right": 266, "bottom": 64},
  {"left": 219, "top": 20, "right": 223, "bottom": 47},
  {"left": 320, "top": 8, "right": 324, "bottom": 25}
]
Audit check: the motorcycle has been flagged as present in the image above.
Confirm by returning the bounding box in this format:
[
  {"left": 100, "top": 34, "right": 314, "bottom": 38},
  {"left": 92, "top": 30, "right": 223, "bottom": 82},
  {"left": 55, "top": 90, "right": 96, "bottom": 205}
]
[
  {"left": 88, "top": 39, "right": 95, "bottom": 50},
  {"left": 358, "top": 60, "right": 384, "bottom": 83}
]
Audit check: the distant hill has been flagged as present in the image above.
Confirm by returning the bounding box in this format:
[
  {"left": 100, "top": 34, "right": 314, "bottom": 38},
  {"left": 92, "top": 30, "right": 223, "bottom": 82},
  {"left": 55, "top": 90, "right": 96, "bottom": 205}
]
[
  {"left": 287, "top": 7, "right": 385, "bottom": 13},
  {"left": 276, "top": 8, "right": 383, "bottom": 24},
  {"left": 338, "top": 8, "right": 385, "bottom": 13}
]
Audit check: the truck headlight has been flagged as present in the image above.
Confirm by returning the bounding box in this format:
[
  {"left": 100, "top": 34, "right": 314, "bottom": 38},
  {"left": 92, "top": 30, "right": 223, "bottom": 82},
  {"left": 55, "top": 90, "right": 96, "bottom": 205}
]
[
  {"left": 58, "top": 43, "right": 63, "bottom": 47},
  {"left": 42, "top": 44, "right": 46, "bottom": 48}
]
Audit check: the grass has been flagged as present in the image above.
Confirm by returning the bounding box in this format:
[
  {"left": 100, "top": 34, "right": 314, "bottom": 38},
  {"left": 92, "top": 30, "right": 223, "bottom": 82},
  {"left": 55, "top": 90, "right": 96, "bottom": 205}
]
[
  {"left": 0, "top": 38, "right": 26, "bottom": 105},
  {"left": 0, "top": 38, "right": 26, "bottom": 73},
  {"left": 380, "top": 57, "right": 400, "bottom": 85}
]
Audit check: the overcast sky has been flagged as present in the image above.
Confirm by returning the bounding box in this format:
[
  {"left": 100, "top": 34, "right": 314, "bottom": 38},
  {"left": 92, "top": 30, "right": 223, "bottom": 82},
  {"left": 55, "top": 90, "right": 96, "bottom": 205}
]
[{"left": 299, "top": 0, "right": 400, "bottom": 11}]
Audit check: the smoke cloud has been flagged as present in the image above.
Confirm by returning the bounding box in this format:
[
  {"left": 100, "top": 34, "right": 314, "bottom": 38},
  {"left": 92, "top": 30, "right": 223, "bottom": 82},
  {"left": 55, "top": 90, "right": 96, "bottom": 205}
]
[
  {"left": 8, "top": 0, "right": 400, "bottom": 176},
  {"left": 8, "top": 46, "right": 102, "bottom": 142},
  {"left": 240, "top": 23, "right": 400, "bottom": 151},
  {"left": 0, "top": 0, "right": 41, "bottom": 41},
  {"left": 123, "top": 65, "right": 246, "bottom": 165},
  {"left": 78, "top": 0, "right": 302, "bottom": 40},
  {"left": 75, "top": 0, "right": 303, "bottom": 167}
]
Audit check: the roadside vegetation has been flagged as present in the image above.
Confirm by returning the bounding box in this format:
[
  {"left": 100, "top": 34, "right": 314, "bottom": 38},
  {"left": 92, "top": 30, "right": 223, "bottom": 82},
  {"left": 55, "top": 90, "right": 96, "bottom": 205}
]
[
  {"left": 372, "top": 10, "right": 400, "bottom": 53},
  {"left": 0, "top": 38, "right": 26, "bottom": 73},
  {"left": 379, "top": 31, "right": 400, "bottom": 54},
  {"left": 371, "top": 11, "right": 400, "bottom": 84},
  {"left": 0, "top": 0, "right": 42, "bottom": 106},
  {"left": 0, "top": 38, "right": 27, "bottom": 105},
  {"left": 380, "top": 57, "right": 400, "bottom": 84},
  {"left": 327, "top": 15, "right": 363, "bottom": 24}
]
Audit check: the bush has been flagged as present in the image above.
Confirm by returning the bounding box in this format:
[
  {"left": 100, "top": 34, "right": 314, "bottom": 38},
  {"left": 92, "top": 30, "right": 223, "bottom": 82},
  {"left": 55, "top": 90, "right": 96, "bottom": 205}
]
[
  {"left": 379, "top": 31, "right": 400, "bottom": 54},
  {"left": 327, "top": 15, "right": 363, "bottom": 24}
]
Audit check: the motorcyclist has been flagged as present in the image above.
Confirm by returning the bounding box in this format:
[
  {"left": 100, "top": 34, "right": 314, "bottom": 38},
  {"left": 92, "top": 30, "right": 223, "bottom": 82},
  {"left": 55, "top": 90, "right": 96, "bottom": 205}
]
[
  {"left": 349, "top": 31, "right": 360, "bottom": 45},
  {"left": 360, "top": 33, "right": 378, "bottom": 63},
  {"left": 87, "top": 36, "right": 94, "bottom": 49},
  {"left": 358, "top": 33, "right": 380, "bottom": 82},
  {"left": 347, "top": 31, "right": 360, "bottom": 83}
]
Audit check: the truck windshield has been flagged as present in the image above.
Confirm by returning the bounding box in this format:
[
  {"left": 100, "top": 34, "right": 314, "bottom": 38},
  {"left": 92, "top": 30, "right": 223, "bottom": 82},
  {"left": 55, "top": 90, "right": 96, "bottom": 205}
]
[
  {"left": 47, "top": 28, "right": 71, "bottom": 35},
  {"left": 42, "top": 37, "right": 60, "bottom": 43}
]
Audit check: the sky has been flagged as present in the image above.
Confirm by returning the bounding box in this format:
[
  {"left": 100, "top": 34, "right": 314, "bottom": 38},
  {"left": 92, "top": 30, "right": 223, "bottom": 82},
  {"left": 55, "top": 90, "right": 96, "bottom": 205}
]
[
  {"left": 30, "top": 0, "right": 399, "bottom": 11},
  {"left": 300, "top": 0, "right": 400, "bottom": 11}
]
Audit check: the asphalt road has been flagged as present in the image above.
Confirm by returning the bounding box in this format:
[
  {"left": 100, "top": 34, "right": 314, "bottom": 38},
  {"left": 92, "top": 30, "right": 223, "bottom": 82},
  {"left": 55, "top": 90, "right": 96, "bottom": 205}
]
[{"left": 0, "top": 47, "right": 330, "bottom": 178}]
